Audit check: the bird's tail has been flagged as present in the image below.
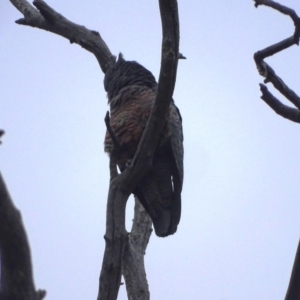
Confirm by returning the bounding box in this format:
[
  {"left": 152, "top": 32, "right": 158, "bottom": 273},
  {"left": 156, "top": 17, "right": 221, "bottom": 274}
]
[{"left": 134, "top": 169, "right": 180, "bottom": 237}]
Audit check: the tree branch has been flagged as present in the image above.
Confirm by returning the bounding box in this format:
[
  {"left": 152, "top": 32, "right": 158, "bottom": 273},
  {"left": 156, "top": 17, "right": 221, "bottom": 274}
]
[
  {"left": 9, "top": 0, "right": 113, "bottom": 72},
  {"left": 253, "top": 0, "right": 300, "bottom": 122},
  {"left": 98, "top": 0, "right": 180, "bottom": 298},
  {"left": 259, "top": 84, "right": 300, "bottom": 122},
  {"left": 254, "top": 0, "right": 300, "bottom": 31},
  {"left": 122, "top": 198, "right": 152, "bottom": 300},
  {"left": 0, "top": 172, "right": 45, "bottom": 300}
]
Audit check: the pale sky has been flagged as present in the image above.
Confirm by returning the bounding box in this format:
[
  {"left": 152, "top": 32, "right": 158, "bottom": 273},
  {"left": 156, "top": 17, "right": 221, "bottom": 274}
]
[{"left": 1, "top": 1, "right": 300, "bottom": 299}]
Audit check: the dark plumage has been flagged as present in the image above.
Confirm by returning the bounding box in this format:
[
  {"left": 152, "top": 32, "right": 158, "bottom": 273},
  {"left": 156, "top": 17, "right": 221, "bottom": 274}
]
[{"left": 104, "top": 53, "right": 184, "bottom": 237}]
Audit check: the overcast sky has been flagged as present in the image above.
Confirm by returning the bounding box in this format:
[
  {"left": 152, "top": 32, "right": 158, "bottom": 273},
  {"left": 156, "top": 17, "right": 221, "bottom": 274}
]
[{"left": 1, "top": 0, "right": 300, "bottom": 299}]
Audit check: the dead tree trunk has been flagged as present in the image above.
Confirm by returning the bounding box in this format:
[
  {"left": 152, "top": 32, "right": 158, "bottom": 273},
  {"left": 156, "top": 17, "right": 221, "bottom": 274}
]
[{"left": 5, "top": 0, "right": 181, "bottom": 299}]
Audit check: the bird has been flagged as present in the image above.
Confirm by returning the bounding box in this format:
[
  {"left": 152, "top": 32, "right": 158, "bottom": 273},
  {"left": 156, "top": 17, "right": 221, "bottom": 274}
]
[{"left": 104, "top": 53, "right": 183, "bottom": 237}]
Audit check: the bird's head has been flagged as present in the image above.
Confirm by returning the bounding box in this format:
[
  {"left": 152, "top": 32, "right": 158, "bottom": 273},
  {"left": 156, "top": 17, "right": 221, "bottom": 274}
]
[{"left": 104, "top": 53, "right": 157, "bottom": 100}]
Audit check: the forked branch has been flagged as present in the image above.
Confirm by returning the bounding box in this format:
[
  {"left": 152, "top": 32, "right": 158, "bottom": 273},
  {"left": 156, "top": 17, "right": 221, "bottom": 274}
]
[
  {"left": 98, "top": 0, "right": 180, "bottom": 298},
  {"left": 253, "top": 0, "right": 300, "bottom": 122}
]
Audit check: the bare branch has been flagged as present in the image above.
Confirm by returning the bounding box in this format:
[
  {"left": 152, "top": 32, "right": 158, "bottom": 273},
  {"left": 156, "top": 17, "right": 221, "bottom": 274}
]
[
  {"left": 9, "top": 0, "right": 113, "bottom": 72},
  {"left": 284, "top": 240, "right": 300, "bottom": 300},
  {"left": 123, "top": 198, "right": 152, "bottom": 300},
  {"left": 121, "top": 0, "right": 180, "bottom": 188},
  {"left": 259, "top": 84, "right": 300, "bottom": 122},
  {"left": 254, "top": 0, "right": 300, "bottom": 35},
  {"left": 98, "top": 180, "right": 129, "bottom": 300},
  {"left": 98, "top": 0, "right": 180, "bottom": 298},
  {"left": 253, "top": 0, "right": 300, "bottom": 122},
  {"left": 0, "top": 172, "right": 45, "bottom": 300},
  {"left": 258, "top": 64, "right": 300, "bottom": 110},
  {"left": 254, "top": 37, "right": 296, "bottom": 62}
]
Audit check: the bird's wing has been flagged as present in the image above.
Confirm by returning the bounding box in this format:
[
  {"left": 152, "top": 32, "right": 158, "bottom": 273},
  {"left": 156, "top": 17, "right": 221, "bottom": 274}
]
[{"left": 169, "top": 103, "right": 184, "bottom": 191}]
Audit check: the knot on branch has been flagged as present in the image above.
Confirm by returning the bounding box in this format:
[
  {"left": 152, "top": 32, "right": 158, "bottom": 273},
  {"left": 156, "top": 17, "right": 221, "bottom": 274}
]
[
  {"left": 33, "top": 0, "right": 56, "bottom": 25},
  {"left": 294, "top": 25, "right": 300, "bottom": 45},
  {"left": 91, "top": 30, "right": 100, "bottom": 36},
  {"left": 36, "top": 289, "right": 46, "bottom": 300},
  {"left": 15, "top": 7, "right": 32, "bottom": 25}
]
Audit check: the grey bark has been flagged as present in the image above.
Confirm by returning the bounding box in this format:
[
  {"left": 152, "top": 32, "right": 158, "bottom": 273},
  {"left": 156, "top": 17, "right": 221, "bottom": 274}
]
[{"left": 123, "top": 199, "right": 152, "bottom": 300}]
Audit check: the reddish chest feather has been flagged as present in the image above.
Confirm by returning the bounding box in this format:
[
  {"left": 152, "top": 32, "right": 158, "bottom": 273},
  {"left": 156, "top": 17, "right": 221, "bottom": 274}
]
[{"left": 104, "top": 86, "right": 156, "bottom": 166}]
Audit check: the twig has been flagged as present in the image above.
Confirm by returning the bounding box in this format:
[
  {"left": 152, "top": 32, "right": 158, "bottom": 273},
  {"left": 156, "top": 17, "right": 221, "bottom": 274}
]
[
  {"left": 254, "top": 0, "right": 300, "bottom": 32},
  {"left": 259, "top": 84, "right": 300, "bottom": 122}
]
